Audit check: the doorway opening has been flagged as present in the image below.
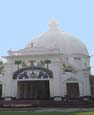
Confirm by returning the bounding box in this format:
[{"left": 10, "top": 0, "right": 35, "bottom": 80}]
[
  {"left": 66, "top": 83, "right": 79, "bottom": 98},
  {"left": 17, "top": 80, "right": 50, "bottom": 99}
]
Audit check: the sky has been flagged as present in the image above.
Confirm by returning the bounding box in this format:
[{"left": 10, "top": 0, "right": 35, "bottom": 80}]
[{"left": 0, "top": 0, "right": 94, "bottom": 73}]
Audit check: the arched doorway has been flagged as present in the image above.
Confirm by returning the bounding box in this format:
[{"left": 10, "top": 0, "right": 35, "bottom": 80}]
[
  {"left": 13, "top": 66, "right": 53, "bottom": 99},
  {"left": 65, "top": 78, "right": 80, "bottom": 98},
  {"left": 66, "top": 83, "right": 79, "bottom": 98}
]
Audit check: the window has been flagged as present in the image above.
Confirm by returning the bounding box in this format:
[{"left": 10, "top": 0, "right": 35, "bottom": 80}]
[{"left": 74, "top": 57, "right": 81, "bottom": 60}]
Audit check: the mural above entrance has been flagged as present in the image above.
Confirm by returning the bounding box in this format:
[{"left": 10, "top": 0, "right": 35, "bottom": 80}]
[
  {"left": 18, "top": 70, "right": 48, "bottom": 79},
  {"left": 13, "top": 66, "right": 53, "bottom": 79}
]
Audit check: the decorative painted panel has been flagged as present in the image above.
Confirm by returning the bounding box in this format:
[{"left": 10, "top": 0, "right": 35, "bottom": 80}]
[{"left": 13, "top": 66, "right": 53, "bottom": 79}]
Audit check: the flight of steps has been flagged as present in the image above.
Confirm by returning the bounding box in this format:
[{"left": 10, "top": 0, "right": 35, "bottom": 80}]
[{"left": 0, "top": 100, "right": 94, "bottom": 108}]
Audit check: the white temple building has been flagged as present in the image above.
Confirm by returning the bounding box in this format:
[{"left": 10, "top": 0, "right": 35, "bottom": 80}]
[{"left": 0, "top": 19, "right": 91, "bottom": 100}]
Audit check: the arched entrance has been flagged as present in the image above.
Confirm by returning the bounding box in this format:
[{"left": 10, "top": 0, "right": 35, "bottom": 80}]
[
  {"left": 13, "top": 67, "right": 53, "bottom": 99},
  {"left": 66, "top": 83, "right": 79, "bottom": 98},
  {"left": 65, "top": 78, "right": 80, "bottom": 98}
]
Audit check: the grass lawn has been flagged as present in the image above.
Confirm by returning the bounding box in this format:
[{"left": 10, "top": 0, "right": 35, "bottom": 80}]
[{"left": 0, "top": 111, "right": 94, "bottom": 115}]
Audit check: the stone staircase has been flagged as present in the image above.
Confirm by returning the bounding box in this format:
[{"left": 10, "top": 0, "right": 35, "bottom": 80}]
[{"left": 0, "top": 100, "right": 94, "bottom": 108}]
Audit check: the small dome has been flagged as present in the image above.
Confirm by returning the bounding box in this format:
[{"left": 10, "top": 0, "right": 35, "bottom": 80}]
[{"left": 26, "top": 19, "right": 89, "bottom": 56}]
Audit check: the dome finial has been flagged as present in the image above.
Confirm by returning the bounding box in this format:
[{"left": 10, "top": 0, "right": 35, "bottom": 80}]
[
  {"left": 49, "top": 17, "right": 59, "bottom": 31},
  {"left": 50, "top": 17, "right": 59, "bottom": 26}
]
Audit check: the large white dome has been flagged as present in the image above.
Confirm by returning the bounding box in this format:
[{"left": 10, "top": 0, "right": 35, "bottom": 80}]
[{"left": 27, "top": 19, "right": 89, "bottom": 56}]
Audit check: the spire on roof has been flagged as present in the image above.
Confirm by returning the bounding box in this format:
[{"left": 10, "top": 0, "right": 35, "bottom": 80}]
[
  {"left": 50, "top": 18, "right": 58, "bottom": 25},
  {"left": 49, "top": 17, "right": 59, "bottom": 31}
]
